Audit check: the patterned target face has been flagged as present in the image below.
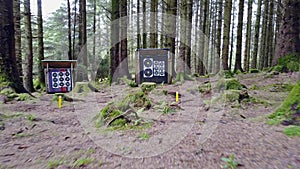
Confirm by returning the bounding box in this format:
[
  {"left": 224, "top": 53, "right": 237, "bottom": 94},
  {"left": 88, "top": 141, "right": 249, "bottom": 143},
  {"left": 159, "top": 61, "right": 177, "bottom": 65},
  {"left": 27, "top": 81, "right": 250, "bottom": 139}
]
[
  {"left": 143, "top": 58, "right": 153, "bottom": 78},
  {"left": 50, "top": 69, "right": 72, "bottom": 90},
  {"left": 153, "top": 61, "right": 165, "bottom": 76}
]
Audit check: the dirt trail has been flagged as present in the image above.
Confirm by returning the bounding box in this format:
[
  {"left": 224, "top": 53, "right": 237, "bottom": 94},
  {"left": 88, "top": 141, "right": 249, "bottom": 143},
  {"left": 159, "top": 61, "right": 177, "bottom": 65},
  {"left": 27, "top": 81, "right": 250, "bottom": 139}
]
[{"left": 0, "top": 72, "right": 299, "bottom": 169}]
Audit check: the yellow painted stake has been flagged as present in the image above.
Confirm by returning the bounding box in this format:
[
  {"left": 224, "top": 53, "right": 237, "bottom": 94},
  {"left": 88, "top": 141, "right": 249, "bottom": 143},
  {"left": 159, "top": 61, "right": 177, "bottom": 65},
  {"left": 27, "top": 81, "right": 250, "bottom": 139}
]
[
  {"left": 58, "top": 95, "right": 62, "bottom": 108},
  {"left": 175, "top": 91, "right": 179, "bottom": 102}
]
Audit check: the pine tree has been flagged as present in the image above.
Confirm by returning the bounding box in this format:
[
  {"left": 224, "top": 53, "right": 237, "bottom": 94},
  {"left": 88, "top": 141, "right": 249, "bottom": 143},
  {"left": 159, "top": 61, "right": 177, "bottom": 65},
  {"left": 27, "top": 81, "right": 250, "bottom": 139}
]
[
  {"left": 234, "top": 0, "right": 244, "bottom": 72},
  {"left": 13, "top": 0, "right": 22, "bottom": 80},
  {"left": 243, "top": 0, "right": 253, "bottom": 72},
  {"left": 0, "top": 0, "right": 27, "bottom": 93},
  {"left": 23, "top": 0, "right": 34, "bottom": 92},
  {"left": 37, "top": 0, "right": 45, "bottom": 88},
  {"left": 251, "top": 0, "right": 262, "bottom": 69},
  {"left": 273, "top": 0, "right": 300, "bottom": 64},
  {"left": 221, "top": 0, "right": 233, "bottom": 70}
]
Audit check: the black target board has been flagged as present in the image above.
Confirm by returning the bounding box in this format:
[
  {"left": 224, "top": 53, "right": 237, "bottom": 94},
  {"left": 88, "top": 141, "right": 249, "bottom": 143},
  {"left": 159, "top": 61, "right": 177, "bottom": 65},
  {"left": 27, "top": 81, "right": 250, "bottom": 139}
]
[
  {"left": 42, "top": 60, "right": 76, "bottom": 93},
  {"left": 136, "top": 48, "right": 172, "bottom": 84}
]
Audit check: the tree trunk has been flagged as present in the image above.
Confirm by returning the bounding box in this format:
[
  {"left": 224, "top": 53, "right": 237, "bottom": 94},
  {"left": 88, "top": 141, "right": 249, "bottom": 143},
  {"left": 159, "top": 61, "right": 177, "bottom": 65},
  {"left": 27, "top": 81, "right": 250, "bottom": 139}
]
[
  {"left": 243, "top": 0, "right": 252, "bottom": 72},
  {"left": 234, "top": 0, "right": 244, "bottom": 72},
  {"left": 142, "top": 0, "right": 147, "bottom": 48},
  {"left": 192, "top": 0, "right": 200, "bottom": 74},
  {"left": 0, "top": 0, "right": 27, "bottom": 93},
  {"left": 72, "top": 0, "right": 77, "bottom": 59},
  {"left": 160, "top": 0, "right": 166, "bottom": 48},
  {"left": 200, "top": 0, "right": 210, "bottom": 75},
  {"left": 110, "top": 0, "right": 120, "bottom": 82},
  {"left": 78, "top": 0, "right": 88, "bottom": 81},
  {"left": 137, "top": 0, "right": 141, "bottom": 49},
  {"left": 215, "top": 0, "right": 223, "bottom": 73},
  {"left": 267, "top": 0, "right": 274, "bottom": 67},
  {"left": 37, "top": 0, "right": 45, "bottom": 88},
  {"left": 259, "top": 1, "right": 269, "bottom": 70},
  {"left": 120, "top": 0, "right": 129, "bottom": 78},
  {"left": 179, "top": 0, "right": 187, "bottom": 75},
  {"left": 185, "top": 0, "right": 193, "bottom": 73},
  {"left": 210, "top": 1, "right": 217, "bottom": 73},
  {"left": 273, "top": 0, "right": 300, "bottom": 64},
  {"left": 166, "top": 0, "right": 178, "bottom": 76},
  {"left": 13, "top": 0, "right": 22, "bottom": 80},
  {"left": 273, "top": 0, "right": 281, "bottom": 64},
  {"left": 251, "top": 0, "right": 262, "bottom": 69},
  {"left": 229, "top": 6, "right": 235, "bottom": 70},
  {"left": 23, "top": 0, "right": 34, "bottom": 92},
  {"left": 91, "top": 0, "right": 97, "bottom": 80},
  {"left": 221, "top": 0, "right": 233, "bottom": 70},
  {"left": 150, "top": 0, "right": 158, "bottom": 48},
  {"left": 67, "top": 0, "right": 72, "bottom": 60}
]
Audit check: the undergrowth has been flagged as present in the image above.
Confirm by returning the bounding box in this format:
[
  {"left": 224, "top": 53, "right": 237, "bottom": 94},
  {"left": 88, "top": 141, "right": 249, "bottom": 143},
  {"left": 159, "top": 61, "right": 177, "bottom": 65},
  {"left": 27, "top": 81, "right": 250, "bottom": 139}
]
[{"left": 268, "top": 82, "right": 300, "bottom": 137}]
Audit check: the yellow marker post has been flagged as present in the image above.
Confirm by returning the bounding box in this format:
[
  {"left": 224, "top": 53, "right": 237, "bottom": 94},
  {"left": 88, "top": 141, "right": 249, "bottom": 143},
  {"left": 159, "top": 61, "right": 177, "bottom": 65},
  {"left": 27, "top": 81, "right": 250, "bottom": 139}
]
[
  {"left": 58, "top": 95, "right": 62, "bottom": 108},
  {"left": 175, "top": 91, "right": 179, "bottom": 102}
]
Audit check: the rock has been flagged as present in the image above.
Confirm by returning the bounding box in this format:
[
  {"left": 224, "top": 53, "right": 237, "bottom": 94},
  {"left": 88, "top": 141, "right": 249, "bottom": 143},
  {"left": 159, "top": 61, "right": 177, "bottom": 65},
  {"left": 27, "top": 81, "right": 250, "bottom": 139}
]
[{"left": 0, "top": 94, "right": 8, "bottom": 104}]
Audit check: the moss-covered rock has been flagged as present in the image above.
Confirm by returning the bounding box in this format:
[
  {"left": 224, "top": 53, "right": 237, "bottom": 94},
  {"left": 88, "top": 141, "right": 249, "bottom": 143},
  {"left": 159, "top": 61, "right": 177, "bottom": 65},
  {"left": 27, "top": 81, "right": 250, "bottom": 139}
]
[
  {"left": 268, "top": 82, "right": 300, "bottom": 126},
  {"left": 249, "top": 69, "right": 260, "bottom": 73},
  {"left": 215, "top": 78, "right": 246, "bottom": 92},
  {"left": 73, "top": 82, "right": 98, "bottom": 93},
  {"left": 0, "top": 87, "right": 19, "bottom": 102},
  {"left": 271, "top": 54, "right": 300, "bottom": 72},
  {"left": 16, "top": 93, "right": 33, "bottom": 101},
  {"left": 140, "top": 82, "right": 156, "bottom": 93},
  {"left": 95, "top": 90, "right": 152, "bottom": 129},
  {"left": 199, "top": 82, "right": 211, "bottom": 93}
]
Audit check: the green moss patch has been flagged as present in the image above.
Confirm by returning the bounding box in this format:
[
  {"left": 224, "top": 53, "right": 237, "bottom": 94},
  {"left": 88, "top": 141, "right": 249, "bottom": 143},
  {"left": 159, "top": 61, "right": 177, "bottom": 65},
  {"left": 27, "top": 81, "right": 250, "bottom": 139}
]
[
  {"left": 199, "top": 82, "right": 211, "bottom": 93},
  {"left": 73, "top": 82, "right": 98, "bottom": 93},
  {"left": 268, "top": 83, "right": 300, "bottom": 127},
  {"left": 140, "top": 82, "right": 156, "bottom": 93},
  {"left": 95, "top": 90, "right": 152, "bottom": 129},
  {"left": 271, "top": 54, "right": 300, "bottom": 72},
  {"left": 283, "top": 126, "right": 300, "bottom": 137},
  {"left": 216, "top": 78, "right": 246, "bottom": 92},
  {"left": 249, "top": 69, "right": 260, "bottom": 73}
]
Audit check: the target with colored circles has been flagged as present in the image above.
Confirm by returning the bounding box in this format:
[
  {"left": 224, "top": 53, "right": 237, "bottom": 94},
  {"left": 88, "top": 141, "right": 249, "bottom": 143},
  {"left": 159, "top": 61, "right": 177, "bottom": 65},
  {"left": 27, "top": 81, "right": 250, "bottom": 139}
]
[{"left": 48, "top": 69, "right": 72, "bottom": 92}]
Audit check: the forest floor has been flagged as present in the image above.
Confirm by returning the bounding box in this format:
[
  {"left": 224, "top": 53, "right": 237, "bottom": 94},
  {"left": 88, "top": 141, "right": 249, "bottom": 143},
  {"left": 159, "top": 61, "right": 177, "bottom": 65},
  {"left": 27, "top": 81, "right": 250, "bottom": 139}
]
[{"left": 0, "top": 72, "right": 299, "bottom": 169}]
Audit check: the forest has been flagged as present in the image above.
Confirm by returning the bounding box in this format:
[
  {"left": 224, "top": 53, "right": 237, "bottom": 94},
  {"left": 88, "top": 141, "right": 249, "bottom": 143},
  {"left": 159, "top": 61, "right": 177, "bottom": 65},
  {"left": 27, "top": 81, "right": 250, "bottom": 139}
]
[{"left": 0, "top": 0, "right": 300, "bottom": 168}]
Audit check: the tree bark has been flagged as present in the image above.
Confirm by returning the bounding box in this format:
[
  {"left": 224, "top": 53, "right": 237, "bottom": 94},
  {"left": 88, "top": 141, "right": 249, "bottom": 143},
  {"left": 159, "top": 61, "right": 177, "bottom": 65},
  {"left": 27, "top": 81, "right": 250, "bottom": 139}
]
[
  {"left": 273, "top": 0, "right": 300, "bottom": 64},
  {"left": 72, "top": 0, "right": 78, "bottom": 59},
  {"left": 120, "top": 0, "right": 130, "bottom": 78},
  {"left": 200, "top": 0, "right": 210, "bottom": 75},
  {"left": 23, "top": 0, "right": 34, "bottom": 92},
  {"left": 142, "top": 0, "right": 147, "bottom": 48},
  {"left": 166, "top": 0, "right": 178, "bottom": 76},
  {"left": 37, "top": 0, "right": 45, "bottom": 87},
  {"left": 13, "top": 0, "right": 22, "bottom": 80},
  {"left": 221, "top": 0, "right": 233, "bottom": 70},
  {"left": 243, "top": 0, "right": 252, "bottom": 72},
  {"left": 150, "top": 0, "right": 158, "bottom": 48},
  {"left": 215, "top": 0, "right": 223, "bottom": 73},
  {"left": 137, "top": 0, "right": 141, "bottom": 49},
  {"left": 267, "top": 0, "right": 274, "bottom": 67},
  {"left": 251, "top": 0, "right": 262, "bottom": 69},
  {"left": 229, "top": 5, "right": 235, "bottom": 70},
  {"left": 185, "top": 0, "right": 193, "bottom": 73},
  {"left": 110, "top": 0, "right": 120, "bottom": 82},
  {"left": 234, "top": 0, "right": 244, "bottom": 72},
  {"left": 0, "top": 0, "right": 27, "bottom": 93},
  {"left": 67, "top": 0, "right": 72, "bottom": 60},
  {"left": 179, "top": 0, "right": 187, "bottom": 74},
  {"left": 259, "top": 1, "right": 269, "bottom": 70}
]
